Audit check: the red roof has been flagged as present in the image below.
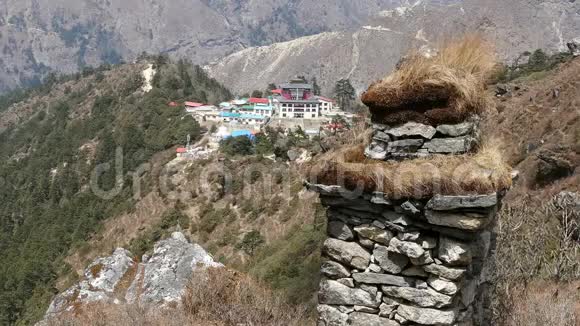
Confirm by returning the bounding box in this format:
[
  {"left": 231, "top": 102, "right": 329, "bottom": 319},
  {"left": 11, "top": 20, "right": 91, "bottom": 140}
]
[
  {"left": 318, "top": 96, "right": 335, "bottom": 103},
  {"left": 176, "top": 147, "right": 187, "bottom": 153},
  {"left": 168, "top": 101, "right": 179, "bottom": 107},
  {"left": 185, "top": 101, "right": 204, "bottom": 107},
  {"left": 270, "top": 89, "right": 282, "bottom": 94},
  {"left": 248, "top": 98, "right": 269, "bottom": 104}
]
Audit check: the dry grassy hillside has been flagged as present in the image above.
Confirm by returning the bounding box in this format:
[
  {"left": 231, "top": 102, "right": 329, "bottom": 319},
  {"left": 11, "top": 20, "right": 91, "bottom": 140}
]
[
  {"left": 485, "top": 57, "right": 580, "bottom": 325},
  {"left": 488, "top": 57, "right": 580, "bottom": 200}
]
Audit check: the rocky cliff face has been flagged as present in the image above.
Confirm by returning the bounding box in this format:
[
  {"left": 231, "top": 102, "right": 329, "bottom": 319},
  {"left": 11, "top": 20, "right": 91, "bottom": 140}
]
[
  {"left": 40, "top": 232, "right": 222, "bottom": 323},
  {"left": 206, "top": 0, "right": 580, "bottom": 95},
  {"left": 0, "top": 0, "right": 396, "bottom": 92}
]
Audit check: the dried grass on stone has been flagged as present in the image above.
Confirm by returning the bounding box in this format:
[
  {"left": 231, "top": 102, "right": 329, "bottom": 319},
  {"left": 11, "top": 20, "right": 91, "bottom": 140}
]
[
  {"left": 362, "top": 34, "right": 497, "bottom": 125},
  {"left": 305, "top": 139, "right": 512, "bottom": 199}
]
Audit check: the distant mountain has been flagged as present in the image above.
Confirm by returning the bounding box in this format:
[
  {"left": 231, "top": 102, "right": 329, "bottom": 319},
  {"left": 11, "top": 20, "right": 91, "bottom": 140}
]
[
  {"left": 0, "top": 0, "right": 398, "bottom": 93},
  {"left": 206, "top": 0, "right": 580, "bottom": 95}
]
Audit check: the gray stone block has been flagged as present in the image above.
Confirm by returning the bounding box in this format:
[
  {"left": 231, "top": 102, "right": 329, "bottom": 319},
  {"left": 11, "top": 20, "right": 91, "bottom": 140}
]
[
  {"left": 426, "top": 194, "right": 498, "bottom": 210},
  {"left": 381, "top": 286, "right": 453, "bottom": 308},
  {"left": 436, "top": 122, "right": 475, "bottom": 137},
  {"left": 397, "top": 304, "right": 459, "bottom": 325},
  {"left": 353, "top": 272, "right": 417, "bottom": 287},
  {"left": 386, "top": 122, "right": 437, "bottom": 139}
]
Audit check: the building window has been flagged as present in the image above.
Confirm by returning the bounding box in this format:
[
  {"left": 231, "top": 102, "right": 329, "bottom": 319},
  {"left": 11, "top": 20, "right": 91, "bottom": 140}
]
[{"left": 282, "top": 114, "right": 286, "bottom": 118}]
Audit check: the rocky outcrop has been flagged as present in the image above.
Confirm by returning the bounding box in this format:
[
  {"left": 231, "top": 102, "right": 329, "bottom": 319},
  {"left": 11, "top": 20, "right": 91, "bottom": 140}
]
[{"left": 41, "top": 232, "right": 221, "bottom": 323}]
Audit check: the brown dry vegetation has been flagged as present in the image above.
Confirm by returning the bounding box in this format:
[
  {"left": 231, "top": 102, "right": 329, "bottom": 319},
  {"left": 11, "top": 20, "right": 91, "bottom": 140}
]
[
  {"left": 305, "top": 140, "right": 512, "bottom": 199},
  {"left": 48, "top": 268, "right": 311, "bottom": 326},
  {"left": 487, "top": 58, "right": 580, "bottom": 325},
  {"left": 362, "top": 34, "right": 497, "bottom": 125}
]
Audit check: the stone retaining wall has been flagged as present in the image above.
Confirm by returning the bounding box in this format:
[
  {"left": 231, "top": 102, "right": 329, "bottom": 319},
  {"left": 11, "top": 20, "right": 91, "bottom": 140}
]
[
  {"left": 365, "top": 119, "right": 480, "bottom": 160},
  {"left": 309, "top": 183, "right": 502, "bottom": 326}
]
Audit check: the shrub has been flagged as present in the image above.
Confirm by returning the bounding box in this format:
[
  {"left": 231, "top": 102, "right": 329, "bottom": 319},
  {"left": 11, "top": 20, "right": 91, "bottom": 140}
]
[
  {"left": 237, "top": 230, "right": 265, "bottom": 256},
  {"left": 220, "top": 136, "right": 254, "bottom": 156}
]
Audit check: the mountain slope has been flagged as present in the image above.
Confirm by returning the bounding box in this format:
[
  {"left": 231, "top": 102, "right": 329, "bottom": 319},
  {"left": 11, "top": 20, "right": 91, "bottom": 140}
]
[
  {"left": 206, "top": 0, "right": 580, "bottom": 95},
  {"left": 0, "top": 0, "right": 398, "bottom": 93},
  {"left": 0, "top": 58, "right": 232, "bottom": 324}
]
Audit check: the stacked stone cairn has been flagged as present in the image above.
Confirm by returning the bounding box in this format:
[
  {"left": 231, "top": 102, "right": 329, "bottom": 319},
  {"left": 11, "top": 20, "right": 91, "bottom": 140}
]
[
  {"left": 365, "top": 118, "right": 480, "bottom": 161},
  {"left": 307, "top": 38, "right": 508, "bottom": 326},
  {"left": 308, "top": 183, "right": 501, "bottom": 326}
]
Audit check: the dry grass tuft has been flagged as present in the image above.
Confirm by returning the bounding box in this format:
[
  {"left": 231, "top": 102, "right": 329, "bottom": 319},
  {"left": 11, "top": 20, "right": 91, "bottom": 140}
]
[
  {"left": 183, "top": 267, "right": 309, "bottom": 325},
  {"left": 503, "top": 282, "right": 580, "bottom": 326},
  {"left": 48, "top": 268, "right": 311, "bottom": 326},
  {"left": 362, "top": 34, "right": 497, "bottom": 125},
  {"left": 305, "top": 137, "right": 512, "bottom": 199}
]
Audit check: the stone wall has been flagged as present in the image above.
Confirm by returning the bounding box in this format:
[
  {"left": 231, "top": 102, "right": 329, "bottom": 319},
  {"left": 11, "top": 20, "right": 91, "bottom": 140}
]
[
  {"left": 365, "top": 119, "right": 480, "bottom": 161},
  {"left": 309, "top": 183, "right": 502, "bottom": 326}
]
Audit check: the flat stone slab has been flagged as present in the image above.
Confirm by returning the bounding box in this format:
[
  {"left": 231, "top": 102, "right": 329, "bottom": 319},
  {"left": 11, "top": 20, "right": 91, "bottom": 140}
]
[
  {"left": 352, "top": 273, "right": 417, "bottom": 287},
  {"left": 348, "top": 312, "right": 400, "bottom": 326},
  {"left": 423, "top": 264, "right": 466, "bottom": 281},
  {"left": 388, "top": 237, "right": 425, "bottom": 259},
  {"left": 323, "top": 238, "right": 371, "bottom": 270},
  {"left": 397, "top": 304, "right": 458, "bottom": 325},
  {"left": 354, "top": 225, "right": 394, "bottom": 245},
  {"left": 421, "top": 136, "right": 474, "bottom": 154},
  {"left": 386, "top": 122, "right": 437, "bottom": 139},
  {"left": 319, "top": 280, "right": 380, "bottom": 307},
  {"left": 426, "top": 193, "right": 498, "bottom": 210},
  {"left": 386, "top": 139, "right": 424, "bottom": 153},
  {"left": 328, "top": 221, "right": 354, "bottom": 241},
  {"left": 425, "top": 210, "right": 493, "bottom": 231},
  {"left": 321, "top": 260, "right": 351, "bottom": 279},
  {"left": 381, "top": 286, "right": 453, "bottom": 308},
  {"left": 436, "top": 122, "right": 475, "bottom": 137},
  {"left": 374, "top": 245, "right": 409, "bottom": 274}
]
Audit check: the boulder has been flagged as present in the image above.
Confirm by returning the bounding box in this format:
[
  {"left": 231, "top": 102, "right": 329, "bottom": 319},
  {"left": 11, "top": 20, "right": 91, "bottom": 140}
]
[
  {"left": 319, "top": 280, "right": 380, "bottom": 307},
  {"left": 328, "top": 221, "right": 354, "bottom": 241},
  {"left": 386, "top": 122, "right": 437, "bottom": 139},
  {"left": 423, "top": 264, "right": 466, "bottom": 281},
  {"left": 439, "top": 237, "right": 472, "bottom": 266},
  {"left": 127, "top": 232, "right": 223, "bottom": 304},
  {"left": 321, "top": 260, "right": 351, "bottom": 279},
  {"left": 348, "top": 312, "right": 400, "bottom": 326},
  {"left": 425, "top": 210, "right": 492, "bottom": 231},
  {"left": 422, "top": 136, "right": 474, "bottom": 154},
  {"left": 427, "top": 276, "right": 460, "bottom": 295},
  {"left": 354, "top": 225, "right": 394, "bottom": 245},
  {"left": 426, "top": 194, "right": 498, "bottom": 210},
  {"left": 353, "top": 273, "right": 417, "bottom": 287},
  {"left": 381, "top": 286, "right": 453, "bottom": 308},
  {"left": 317, "top": 304, "right": 349, "bottom": 326},
  {"left": 374, "top": 245, "right": 409, "bottom": 274},
  {"left": 437, "top": 122, "right": 475, "bottom": 137},
  {"left": 323, "top": 238, "right": 371, "bottom": 270},
  {"left": 388, "top": 237, "right": 425, "bottom": 259},
  {"left": 397, "top": 304, "right": 458, "bottom": 325}
]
